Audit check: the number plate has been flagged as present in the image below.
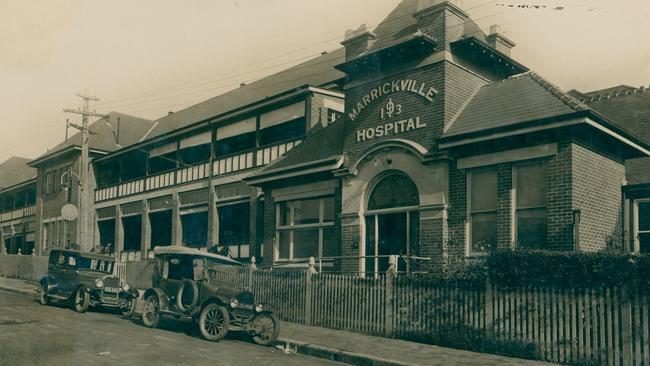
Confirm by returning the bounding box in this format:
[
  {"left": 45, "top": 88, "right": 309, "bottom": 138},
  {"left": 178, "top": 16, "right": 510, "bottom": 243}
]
[{"left": 104, "top": 287, "right": 120, "bottom": 294}]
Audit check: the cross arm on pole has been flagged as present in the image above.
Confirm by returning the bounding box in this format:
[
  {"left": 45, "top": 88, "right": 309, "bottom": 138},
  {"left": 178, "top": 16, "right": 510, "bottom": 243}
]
[{"left": 62, "top": 109, "right": 108, "bottom": 118}]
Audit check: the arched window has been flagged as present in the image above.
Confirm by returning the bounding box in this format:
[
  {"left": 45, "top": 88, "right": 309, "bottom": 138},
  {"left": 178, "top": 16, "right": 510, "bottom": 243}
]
[{"left": 367, "top": 174, "right": 419, "bottom": 211}]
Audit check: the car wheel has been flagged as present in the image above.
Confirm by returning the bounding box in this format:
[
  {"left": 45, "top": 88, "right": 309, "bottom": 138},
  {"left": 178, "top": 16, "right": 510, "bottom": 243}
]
[
  {"left": 250, "top": 313, "right": 280, "bottom": 346},
  {"left": 121, "top": 297, "right": 137, "bottom": 318},
  {"left": 73, "top": 289, "right": 90, "bottom": 313},
  {"left": 38, "top": 283, "right": 50, "bottom": 306},
  {"left": 198, "top": 303, "right": 229, "bottom": 342},
  {"left": 142, "top": 295, "right": 160, "bottom": 328}
]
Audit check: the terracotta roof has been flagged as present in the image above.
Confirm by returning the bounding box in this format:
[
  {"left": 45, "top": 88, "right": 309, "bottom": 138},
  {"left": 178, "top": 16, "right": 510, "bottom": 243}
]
[
  {"left": 145, "top": 49, "right": 346, "bottom": 139},
  {"left": 584, "top": 88, "right": 650, "bottom": 143},
  {"left": 31, "top": 112, "right": 154, "bottom": 165},
  {"left": 443, "top": 72, "right": 588, "bottom": 138},
  {"left": 0, "top": 156, "right": 36, "bottom": 189},
  {"left": 580, "top": 88, "right": 650, "bottom": 185}
]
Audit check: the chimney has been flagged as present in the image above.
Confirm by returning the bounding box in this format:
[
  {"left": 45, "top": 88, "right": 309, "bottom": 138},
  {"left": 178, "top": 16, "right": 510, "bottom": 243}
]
[
  {"left": 486, "top": 24, "right": 516, "bottom": 57},
  {"left": 413, "top": 0, "right": 468, "bottom": 51},
  {"left": 340, "top": 24, "right": 376, "bottom": 61}
]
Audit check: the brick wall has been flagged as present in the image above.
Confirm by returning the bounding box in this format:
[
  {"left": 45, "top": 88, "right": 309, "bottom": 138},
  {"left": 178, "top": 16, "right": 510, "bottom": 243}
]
[
  {"left": 419, "top": 217, "right": 445, "bottom": 274},
  {"left": 545, "top": 141, "right": 574, "bottom": 250},
  {"left": 342, "top": 63, "right": 446, "bottom": 166},
  {"left": 571, "top": 142, "right": 625, "bottom": 251},
  {"left": 496, "top": 163, "right": 513, "bottom": 249},
  {"left": 340, "top": 222, "right": 361, "bottom": 273},
  {"left": 261, "top": 192, "right": 275, "bottom": 265},
  {"left": 447, "top": 159, "right": 467, "bottom": 265}
]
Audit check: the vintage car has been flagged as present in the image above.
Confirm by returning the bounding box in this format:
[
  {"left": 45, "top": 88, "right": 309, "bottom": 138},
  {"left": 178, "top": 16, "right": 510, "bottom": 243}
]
[
  {"left": 38, "top": 249, "right": 137, "bottom": 315},
  {"left": 140, "top": 246, "right": 279, "bottom": 346}
]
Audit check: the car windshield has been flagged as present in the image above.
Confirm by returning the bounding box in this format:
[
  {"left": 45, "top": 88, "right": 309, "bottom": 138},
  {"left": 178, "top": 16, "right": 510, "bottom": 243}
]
[{"left": 77, "top": 256, "right": 114, "bottom": 274}]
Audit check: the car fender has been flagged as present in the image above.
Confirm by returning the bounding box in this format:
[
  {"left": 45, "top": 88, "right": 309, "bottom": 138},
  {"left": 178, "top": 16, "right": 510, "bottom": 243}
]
[
  {"left": 143, "top": 288, "right": 170, "bottom": 310},
  {"left": 199, "top": 295, "right": 228, "bottom": 311}
]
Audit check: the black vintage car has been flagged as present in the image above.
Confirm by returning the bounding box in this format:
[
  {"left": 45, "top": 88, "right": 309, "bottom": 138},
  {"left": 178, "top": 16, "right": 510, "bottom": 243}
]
[
  {"left": 38, "top": 249, "right": 137, "bottom": 315},
  {"left": 140, "top": 246, "right": 279, "bottom": 346}
]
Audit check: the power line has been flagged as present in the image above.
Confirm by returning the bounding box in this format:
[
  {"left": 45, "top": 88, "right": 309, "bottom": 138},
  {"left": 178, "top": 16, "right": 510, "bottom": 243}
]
[
  {"left": 97, "top": 8, "right": 520, "bottom": 114},
  {"left": 92, "top": 0, "right": 503, "bottom": 110}
]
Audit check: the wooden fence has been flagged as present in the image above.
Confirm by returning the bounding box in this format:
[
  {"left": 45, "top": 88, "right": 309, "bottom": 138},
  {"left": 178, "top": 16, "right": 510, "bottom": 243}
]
[{"left": 6, "top": 254, "right": 650, "bottom": 365}]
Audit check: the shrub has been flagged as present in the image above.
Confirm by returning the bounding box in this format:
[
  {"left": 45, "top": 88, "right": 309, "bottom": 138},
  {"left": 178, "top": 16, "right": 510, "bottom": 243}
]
[{"left": 485, "top": 249, "right": 649, "bottom": 289}]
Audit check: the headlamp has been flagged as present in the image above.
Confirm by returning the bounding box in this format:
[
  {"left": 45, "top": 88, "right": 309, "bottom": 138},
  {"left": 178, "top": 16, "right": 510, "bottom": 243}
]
[{"left": 95, "top": 279, "right": 104, "bottom": 288}]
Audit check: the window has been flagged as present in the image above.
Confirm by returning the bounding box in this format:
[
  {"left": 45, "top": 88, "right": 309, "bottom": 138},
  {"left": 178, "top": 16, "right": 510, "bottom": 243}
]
[
  {"left": 515, "top": 162, "right": 547, "bottom": 249},
  {"left": 259, "top": 102, "right": 306, "bottom": 146},
  {"left": 26, "top": 186, "right": 36, "bottom": 205},
  {"left": 122, "top": 215, "right": 142, "bottom": 252},
  {"left": 14, "top": 190, "right": 25, "bottom": 208},
  {"left": 181, "top": 211, "right": 208, "bottom": 248},
  {"left": 326, "top": 109, "right": 343, "bottom": 124},
  {"left": 45, "top": 172, "right": 53, "bottom": 195},
  {"left": 179, "top": 131, "right": 212, "bottom": 165},
  {"left": 120, "top": 151, "right": 147, "bottom": 181},
  {"left": 636, "top": 201, "right": 650, "bottom": 253},
  {"left": 150, "top": 210, "right": 172, "bottom": 248},
  {"left": 97, "top": 219, "right": 115, "bottom": 248},
  {"left": 468, "top": 168, "right": 498, "bottom": 254},
  {"left": 218, "top": 202, "right": 250, "bottom": 259},
  {"left": 276, "top": 197, "right": 335, "bottom": 260},
  {"left": 216, "top": 118, "right": 256, "bottom": 158},
  {"left": 149, "top": 141, "right": 178, "bottom": 174}
]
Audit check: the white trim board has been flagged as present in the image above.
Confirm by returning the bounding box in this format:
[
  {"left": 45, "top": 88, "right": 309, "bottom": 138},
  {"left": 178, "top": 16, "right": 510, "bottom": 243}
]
[{"left": 457, "top": 143, "right": 557, "bottom": 169}]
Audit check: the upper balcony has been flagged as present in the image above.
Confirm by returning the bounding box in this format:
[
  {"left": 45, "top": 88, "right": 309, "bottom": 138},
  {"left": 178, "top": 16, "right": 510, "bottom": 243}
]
[
  {"left": 0, "top": 182, "right": 37, "bottom": 223},
  {"left": 95, "top": 138, "right": 300, "bottom": 202},
  {"left": 0, "top": 205, "right": 36, "bottom": 223}
]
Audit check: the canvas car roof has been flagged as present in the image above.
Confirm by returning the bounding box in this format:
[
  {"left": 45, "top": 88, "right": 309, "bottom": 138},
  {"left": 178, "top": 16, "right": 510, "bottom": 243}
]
[{"left": 153, "top": 246, "right": 242, "bottom": 265}]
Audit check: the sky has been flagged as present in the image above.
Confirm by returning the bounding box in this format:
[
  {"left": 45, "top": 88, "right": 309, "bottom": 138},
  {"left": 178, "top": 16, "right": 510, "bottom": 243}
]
[{"left": 1, "top": 0, "right": 649, "bottom": 163}]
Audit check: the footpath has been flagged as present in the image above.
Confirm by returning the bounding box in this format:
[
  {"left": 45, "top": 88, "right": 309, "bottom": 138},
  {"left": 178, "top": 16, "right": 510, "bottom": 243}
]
[{"left": 0, "top": 276, "right": 555, "bottom": 366}]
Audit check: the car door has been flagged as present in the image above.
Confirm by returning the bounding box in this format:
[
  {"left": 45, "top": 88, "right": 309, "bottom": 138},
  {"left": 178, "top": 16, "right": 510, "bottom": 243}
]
[
  {"left": 58, "top": 253, "right": 78, "bottom": 298},
  {"left": 162, "top": 255, "right": 183, "bottom": 304},
  {"left": 47, "top": 251, "right": 64, "bottom": 295}
]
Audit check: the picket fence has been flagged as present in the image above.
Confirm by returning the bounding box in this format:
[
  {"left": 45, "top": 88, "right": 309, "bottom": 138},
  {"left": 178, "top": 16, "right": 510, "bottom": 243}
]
[{"left": 5, "top": 254, "right": 650, "bottom": 365}]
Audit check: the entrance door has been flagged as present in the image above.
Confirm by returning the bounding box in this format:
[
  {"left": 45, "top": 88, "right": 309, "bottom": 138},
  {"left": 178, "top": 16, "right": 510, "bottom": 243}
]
[{"left": 365, "top": 173, "right": 420, "bottom": 275}]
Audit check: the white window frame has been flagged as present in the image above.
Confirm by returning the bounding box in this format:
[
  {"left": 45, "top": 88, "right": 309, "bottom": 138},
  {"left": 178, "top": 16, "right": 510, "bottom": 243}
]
[
  {"left": 512, "top": 160, "right": 547, "bottom": 249},
  {"left": 633, "top": 198, "right": 650, "bottom": 254},
  {"left": 275, "top": 197, "right": 335, "bottom": 261},
  {"left": 466, "top": 168, "right": 498, "bottom": 256}
]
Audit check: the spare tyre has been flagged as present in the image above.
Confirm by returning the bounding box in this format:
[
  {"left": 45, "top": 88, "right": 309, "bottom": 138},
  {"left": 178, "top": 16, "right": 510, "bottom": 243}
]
[{"left": 176, "top": 279, "right": 199, "bottom": 313}]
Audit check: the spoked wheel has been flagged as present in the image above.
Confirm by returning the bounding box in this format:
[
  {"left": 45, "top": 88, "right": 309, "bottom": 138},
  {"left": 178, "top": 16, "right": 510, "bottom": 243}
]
[
  {"left": 142, "top": 295, "right": 160, "bottom": 328},
  {"left": 121, "top": 297, "right": 137, "bottom": 318},
  {"left": 73, "top": 289, "right": 90, "bottom": 313},
  {"left": 198, "top": 304, "right": 229, "bottom": 342},
  {"left": 38, "top": 283, "right": 50, "bottom": 306},
  {"left": 250, "top": 313, "right": 280, "bottom": 346}
]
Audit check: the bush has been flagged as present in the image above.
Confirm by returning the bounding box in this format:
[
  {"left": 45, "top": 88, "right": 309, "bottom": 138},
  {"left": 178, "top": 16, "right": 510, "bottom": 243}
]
[
  {"left": 402, "top": 324, "right": 540, "bottom": 361},
  {"left": 485, "top": 249, "right": 650, "bottom": 289}
]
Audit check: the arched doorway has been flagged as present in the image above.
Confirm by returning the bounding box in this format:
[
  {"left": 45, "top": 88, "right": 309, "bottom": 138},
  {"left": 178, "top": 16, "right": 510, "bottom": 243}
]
[{"left": 365, "top": 173, "right": 420, "bottom": 275}]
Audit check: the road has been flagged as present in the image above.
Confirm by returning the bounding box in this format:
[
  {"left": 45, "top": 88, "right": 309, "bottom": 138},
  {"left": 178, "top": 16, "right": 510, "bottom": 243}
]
[{"left": 0, "top": 289, "right": 343, "bottom": 366}]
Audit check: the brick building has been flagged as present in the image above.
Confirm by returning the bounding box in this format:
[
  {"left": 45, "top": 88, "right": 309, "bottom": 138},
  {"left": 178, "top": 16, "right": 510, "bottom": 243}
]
[
  {"left": 0, "top": 157, "right": 37, "bottom": 255},
  {"left": 245, "top": 0, "right": 650, "bottom": 274},
  {"left": 3, "top": 0, "right": 648, "bottom": 274},
  {"left": 26, "top": 112, "right": 154, "bottom": 255}
]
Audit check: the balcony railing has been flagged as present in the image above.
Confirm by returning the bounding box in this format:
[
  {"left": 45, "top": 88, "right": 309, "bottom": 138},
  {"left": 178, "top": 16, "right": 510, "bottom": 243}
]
[
  {"left": 0, "top": 205, "right": 36, "bottom": 223},
  {"left": 94, "top": 139, "right": 301, "bottom": 202}
]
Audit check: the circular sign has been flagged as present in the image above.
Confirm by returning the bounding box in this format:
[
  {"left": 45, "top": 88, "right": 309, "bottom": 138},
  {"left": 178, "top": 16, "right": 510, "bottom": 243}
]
[{"left": 61, "top": 204, "right": 79, "bottom": 222}]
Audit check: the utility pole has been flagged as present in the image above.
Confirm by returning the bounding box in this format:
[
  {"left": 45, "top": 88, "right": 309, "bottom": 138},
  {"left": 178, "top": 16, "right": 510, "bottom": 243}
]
[{"left": 63, "top": 89, "right": 106, "bottom": 250}]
